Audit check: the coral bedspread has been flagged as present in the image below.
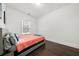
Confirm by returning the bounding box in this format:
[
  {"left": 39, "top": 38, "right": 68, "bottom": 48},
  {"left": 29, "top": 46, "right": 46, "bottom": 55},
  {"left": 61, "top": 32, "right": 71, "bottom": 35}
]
[{"left": 16, "top": 34, "right": 44, "bottom": 52}]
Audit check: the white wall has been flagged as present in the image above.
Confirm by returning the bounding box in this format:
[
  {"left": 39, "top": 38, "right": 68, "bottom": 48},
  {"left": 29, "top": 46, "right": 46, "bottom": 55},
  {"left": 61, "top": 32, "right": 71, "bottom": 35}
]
[
  {"left": 6, "top": 6, "right": 37, "bottom": 34},
  {"left": 38, "top": 4, "right": 79, "bottom": 49},
  {"left": 0, "top": 3, "right": 6, "bottom": 28},
  {"left": 0, "top": 9, "right": 1, "bottom": 18}
]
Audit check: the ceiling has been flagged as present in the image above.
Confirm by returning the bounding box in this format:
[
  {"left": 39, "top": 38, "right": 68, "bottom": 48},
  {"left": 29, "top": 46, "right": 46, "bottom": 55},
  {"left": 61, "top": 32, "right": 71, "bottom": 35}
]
[{"left": 6, "top": 3, "right": 71, "bottom": 19}]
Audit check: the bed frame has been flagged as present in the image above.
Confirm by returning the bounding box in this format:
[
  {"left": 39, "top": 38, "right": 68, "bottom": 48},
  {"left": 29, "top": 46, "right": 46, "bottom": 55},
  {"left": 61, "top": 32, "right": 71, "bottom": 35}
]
[{"left": 14, "top": 40, "right": 45, "bottom": 56}]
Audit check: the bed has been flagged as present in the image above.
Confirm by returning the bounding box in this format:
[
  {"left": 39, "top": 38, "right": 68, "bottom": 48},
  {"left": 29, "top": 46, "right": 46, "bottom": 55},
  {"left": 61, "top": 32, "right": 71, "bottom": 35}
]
[
  {"left": 0, "top": 28, "right": 45, "bottom": 56},
  {"left": 14, "top": 34, "right": 45, "bottom": 56}
]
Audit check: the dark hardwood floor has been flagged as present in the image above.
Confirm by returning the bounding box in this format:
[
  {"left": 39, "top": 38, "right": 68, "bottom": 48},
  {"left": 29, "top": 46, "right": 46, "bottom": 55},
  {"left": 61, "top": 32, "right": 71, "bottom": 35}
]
[{"left": 28, "top": 40, "right": 79, "bottom": 56}]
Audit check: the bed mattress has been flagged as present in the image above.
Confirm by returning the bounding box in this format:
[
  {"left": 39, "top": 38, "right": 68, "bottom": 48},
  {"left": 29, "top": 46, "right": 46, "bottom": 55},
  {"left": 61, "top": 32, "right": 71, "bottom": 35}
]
[
  {"left": 16, "top": 34, "right": 45, "bottom": 52},
  {"left": 14, "top": 40, "right": 45, "bottom": 56}
]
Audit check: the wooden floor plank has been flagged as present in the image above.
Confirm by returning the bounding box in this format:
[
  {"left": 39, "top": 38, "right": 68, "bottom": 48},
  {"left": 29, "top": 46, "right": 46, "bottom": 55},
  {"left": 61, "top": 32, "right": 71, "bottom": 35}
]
[{"left": 28, "top": 40, "right": 79, "bottom": 56}]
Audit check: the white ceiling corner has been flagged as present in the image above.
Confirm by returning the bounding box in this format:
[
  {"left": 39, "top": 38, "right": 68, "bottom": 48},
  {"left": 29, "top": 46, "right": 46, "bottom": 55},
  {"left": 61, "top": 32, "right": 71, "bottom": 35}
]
[{"left": 6, "top": 3, "right": 71, "bottom": 19}]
